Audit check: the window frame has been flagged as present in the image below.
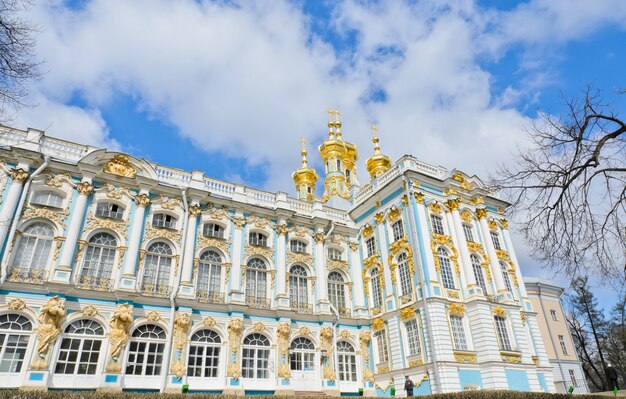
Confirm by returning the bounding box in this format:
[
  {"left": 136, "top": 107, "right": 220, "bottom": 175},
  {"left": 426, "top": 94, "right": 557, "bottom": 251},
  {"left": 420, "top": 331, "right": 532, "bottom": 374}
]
[
  {"left": 374, "top": 329, "right": 389, "bottom": 364},
  {"left": 337, "top": 341, "right": 357, "bottom": 382},
  {"left": 289, "top": 239, "right": 307, "bottom": 254},
  {"left": 490, "top": 231, "right": 502, "bottom": 250},
  {"left": 470, "top": 254, "right": 488, "bottom": 295},
  {"left": 494, "top": 316, "right": 512, "bottom": 351},
  {"left": 12, "top": 222, "right": 55, "bottom": 271},
  {"left": 241, "top": 333, "right": 271, "bottom": 379},
  {"left": 391, "top": 220, "right": 404, "bottom": 242},
  {"left": 187, "top": 329, "right": 222, "bottom": 379},
  {"left": 449, "top": 315, "right": 468, "bottom": 351},
  {"left": 365, "top": 237, "right": 376, "bottom": 258},
  {"left": 125, "top": 324, "right": 167, "bottom": 377},
  {"left": 558, "top": 335, "right": 568, "bottom": 355},
  {"left": 95, "top": 202, "right": 125, "bottom": 220},
  {"left": 430, "top": 214, "right": 444, "bottom": 235},
  {"left": 0, "top": 314, "right": 32, "bottom": 374},
  {"left": 31, "top": 190, "right": 64, "bottom": 208},
  {"left": 437, "top": 247, "right": 456, "bottom": 290},
  {"left": 404, "top": 318, "right": 422, "bottom": 358},
  {"left": 152, "top": 213, "right": 177, "bottom": 229},
  {"left": 249, "top": 231, "right": 268, "bottom": 247},
  {"left": 53, "top": 319, "right": 105, "bottom": 376},
  {"left": 462, "top": 224, "right": 474, "bottom": 242},
  {"left": 203, "top": 223, "right": 225, "bottom": 239}
]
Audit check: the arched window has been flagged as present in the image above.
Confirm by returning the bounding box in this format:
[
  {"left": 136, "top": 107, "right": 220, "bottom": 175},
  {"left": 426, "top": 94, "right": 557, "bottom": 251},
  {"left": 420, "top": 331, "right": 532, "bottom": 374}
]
[
  {"left": 141, "top": 242, "right": 173, "bottom": 296},
  {"left": 126, "top": 324, "right": 166, "bottom": 376},
  {"left": 242, "top": 333, "right": 270, "bottom": 379},
  {"left": 398, "top": 253, "right": 412, "bottom": 297},
  {"left": 187, "top": 329, "right": 221, "bottom": 378},
  {"left": 471, "top": 255, "right": 488, "bottom": 295},
  {"left": 289, "top": 265, "right": 309, "bottom": 311},
  {"left": 79, "top": 232, "right": 117, "bottom": 290},
  {"left": 328, "top": 271, "right": 347, "bottom": 314},
  {"left": 370, "top": 267, "right": 383, "bottom": 309},
  {"left": 500, "top": 262, "right": 513, "bottom": 293},
  {"left": 196, "top": 250, "right": 223, "bottom": 303},
  {"left": 289, "top": 337, "right": 315, "bottom": 372},
  {"left": 152, "top": 213, "right": 177, "bottom": 229},
  {"left": 391, "top": 220, "right": 404, "bottom": 242},
  {"left": 0, "top": 314, "right": 32, "bottom": 373},
  {"left": 437, "top": 248, "right": 455, "bottom": 289},
  {"left": 13, "top": 222, "right": 54, "bottom": 272},
  {"left": 245, "top": 258, "right": 268, "bottom": 306},
  {"left": 54, "top": 319, "right": 104, "bottom": 375},
  {"left": 31, "top": 190, "right": 64, "bottom": 208},
  {"left": 337, "top": 341, "right": 357, "bottom": 382}
]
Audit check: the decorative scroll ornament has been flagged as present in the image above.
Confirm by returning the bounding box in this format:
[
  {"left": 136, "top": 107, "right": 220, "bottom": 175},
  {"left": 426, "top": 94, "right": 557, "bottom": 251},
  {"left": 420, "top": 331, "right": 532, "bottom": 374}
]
[
  {"left": 145, "top": 310, "right": 162, "bottom": 321},
  {"left": 9, "top": 168, "right": 29, "bottom": 183},
  {"left": 374, "top": 212, "right": 384, "bottom": 224},
  {"left": 143, "top": 221, "right": 182, "bottom": 244},
  {"left": 428, "top": 202, "right": 442, "bottom": 214},
  {"left": 328, "top": 259, "right": 349, "bottom": 274},
  {"left": 159, "top": 195, "right": 183, "bottom": 211},
  {"left": 170, "top": 360, "right": 186, "bottom": 380},
  {"left": 445, "top": 199, "right": 461, "bottom": 212},
  {"left": 6, "top": 298, "right": 27, "bottom": 311},
  {"left": 430, "top": 233, "right": 460, "bottom": 276},
  {"left": 277, "top": 322, "right": 291, "bottom": 380},
  {"left": 359, "top": 331, "right": 371, "bottom": 361},
  {"left": 233, "top": 216, "right": 246, "bottom": 228},
  {"left": 372, "top": 317, "right": 385, "bottom": 331},
  {"left": 471, "top": 196, "right": 485, "bottom": 205},
  {"left": 414, "top": 192, "right": 425, "bottom": 204},
  {"left": 227, "top": 363, "right": 242, "bottom": 380},
  {"left": 244, "top": 242, "right": 274, "bottom": 260},
  {"left": 387, "top": 206, "right": 401, "bottom": 222},
  {"left": 275, "top": 224, "right": 289, "bottom": 235},
  {"left": 287, "top": 251, "right": 314, "bottom": 266},
  {"left": 340, "top": 329, "right": 351, "bottom": 339},
  {"left": 400, "top": 306, "right": 416, "bottom": 320},
  {"left": 460, "top": 210, "right": 472, "bottom": 223},
  {"left": 299, "top": 326, "right": 310, "bottom": 336},
  {"left": 320, "top": 326, "right": 335, "bottom": 382},
  {"left": 501, "top": 352, "right": 521, "bottom": 363},
  {"left": 22, "top": 205, "right": 69, "bottom": 230},
  {"left": 500, "top": 218, "right": 509, "bottom": 229},
  {"left": 253, "top": 321, "right": 266, "bottom": 332},
  {"left": 85, "top": 214, "right": 128, "bottom": 242},
  {"left": 105, "top": 303, "right": 133, "bottom": 372},
  {"left": 520, "top": 311, "right": 527, "bottom": 325},
  {"left": 349, "top": 241, "right": 359, "bottom": 252},
  {"left": 444, "top": 187, "right": 457, "bottom": 196},
  {"left": 203, "top": 316, "right": 217, "bottom": 326},
  {"left": 134, "top": 193, "right": 150, "bottom": 208},
  {"left": 102, "top": 182, "right": 131, "bottom": 199},
  {"left": 246, "top": 214, "right": 270, "bottom": 229},
  {"left": 488, "top": 219, "right": 498, "bottom": 231},
  {"left": 104, "top": 154, "right": 136, "bottom": 178},
  {"left": 289, "top": 225, "right": 308, "bottom": 237},
  {"left": 362, "top": 224, "right": 374, "bottom": 238},
  {"left": 81, "top": 305, "right": 100, "bottom": 317},
  {"left": 228, "top": 318, "right": 243, "bottom": 354},
  {"left": 454, "top": 351, "right": 477, "bottom": 363},
  {"left": 448, "top": 303, "right": 465, "bottom": 316},
  {"left": 31, "top": 296, "right": 66, "bottom": 370},
  {"left": 314, "top": 231, "right": 325, "bottom": 242},
  {"left": 188, "top": 204, "right": 202, "bottom": 217},
  {"left": 493, "top": 306, "right": 507, "bottom": 318}
]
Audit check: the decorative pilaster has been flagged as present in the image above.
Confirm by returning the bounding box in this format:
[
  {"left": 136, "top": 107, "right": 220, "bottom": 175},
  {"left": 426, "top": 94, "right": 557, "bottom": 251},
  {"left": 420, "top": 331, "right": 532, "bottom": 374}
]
[
  {"left": 119, "top": 193, "right": 150, "bottom": 290},
  {"left": 55, "top": 181, "right": 93, "bottom": 283},
  {"left": 275, "top": 221, "right": 289, "bottom": 308},
  {"left": 413, "top": 194, "right": 439, "bottom": 296},
  {"left": 100, "top": 303, "right": 133, "bottom": 391},
  {"left": 229, "top": 214, "right": 245, "bottom": 304},
  {"left": 314, "top": 228, "right": 330, "bottom": 314},
  {"left": 374, "top": 214, "right": 395, "bottom": 310},
  {"left": 276, "top": 321, "right": 292, "bottom": 391},
  {"left": 500, "top": 222, "right": 529, "bottom": 300},
  {"left": 179, "top": 204, "right": 201, "bottom": 296},
  {"left": 349, "top": 241, "right": 367, "bottom": 317},
  {"left": 446, "top": 199, "right": 478, "bottom": 295},
  {"left": 0, "top": 168, "right": 29, "bottom": 248},
  {"left": 475, "top": 208, "right": 508, "bottom": 300},
  {"left": 226, "top": 318, "right": 243, "bottom": 390},
  {"left": 320, "top": 326, "right": 338, "bottom": 394},
  {"left": 167, "top": 312, "right": 191, "bottom": 391}
]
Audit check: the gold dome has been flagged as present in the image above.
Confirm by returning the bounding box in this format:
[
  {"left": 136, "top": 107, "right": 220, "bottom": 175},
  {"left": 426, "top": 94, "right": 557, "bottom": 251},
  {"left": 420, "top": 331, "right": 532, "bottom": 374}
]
[
  {"left": 366, "top": 125, "right": 392, "bottom": 179},
  {"left": 292, "top": 139, "right": 318, "bottom": 201},
  {"left": 318, "top": 109, "right": 358, "bottom": 167}
]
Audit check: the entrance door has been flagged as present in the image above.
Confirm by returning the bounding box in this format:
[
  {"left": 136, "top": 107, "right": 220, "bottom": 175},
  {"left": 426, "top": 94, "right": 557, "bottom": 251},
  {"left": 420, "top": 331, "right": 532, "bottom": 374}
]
[{"left": 290, "top": 337, "right": 319, "bottom": 391}]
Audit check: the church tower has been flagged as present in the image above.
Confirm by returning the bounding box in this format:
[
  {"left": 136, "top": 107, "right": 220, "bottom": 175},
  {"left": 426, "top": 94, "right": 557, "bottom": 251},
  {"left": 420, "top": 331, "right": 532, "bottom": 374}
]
[
  {"left": 365, "top": 124, "right": 392, "bottom": 179},
  {"left": 292, "top": 138, "right": 318, "bottom": 202},
  {"left": 318, "top": 110, "right": 359, "bottom": 203}
]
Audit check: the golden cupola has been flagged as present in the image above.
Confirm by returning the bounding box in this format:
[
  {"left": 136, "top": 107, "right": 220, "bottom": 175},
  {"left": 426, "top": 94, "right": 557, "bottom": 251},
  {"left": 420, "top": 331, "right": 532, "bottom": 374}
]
[
  {"left": 366, "top": 125, "right": 392, "bottom": 179},
  {"left": 318, "top": 109, "right": 359, "bottom": 203},
  {"left": 292, "top": 138, "right": 318, "bottom": 202}
]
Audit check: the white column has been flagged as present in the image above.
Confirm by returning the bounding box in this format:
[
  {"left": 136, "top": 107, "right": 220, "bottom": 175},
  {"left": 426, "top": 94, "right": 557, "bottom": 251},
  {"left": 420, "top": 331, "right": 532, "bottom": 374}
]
[
  {"left": 0, "top": 168, "right": 29, "bottom": 247},
  {"left": 349, "top": 241, "right": 366, "bottom": 317},
  {"left": 476, "top": 208, "right": 506, "bottom": 295},
  {"left": 501, "top": 222, "right": 529, "bottom": 299},
  {"left": 446, "top": 199, "right": 477, "bottom": 293},
  {"left": 413, "top": 194, "right": 439, "bottom": 294},
  {"left": 315, "top": 227, "right": 330, "bottom": 314},
  {"left": 275, "top": 220, "right": 289, "bottom": 308},
  {"left": 229, "top": 213, "right": 245, "bottom": 304},
  {"left": 55, "top": 181, "right": 93, "bottom": 283},
  {"left": 180, "top": 204, "right": 201, "bottom": 284},
  {"left": 119, "top": 192, "right": 149, "bottom": 289}
]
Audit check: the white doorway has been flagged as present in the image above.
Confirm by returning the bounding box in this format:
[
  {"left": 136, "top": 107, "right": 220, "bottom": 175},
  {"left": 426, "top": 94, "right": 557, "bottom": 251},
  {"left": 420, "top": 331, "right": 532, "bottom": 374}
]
[{"left": 289, "top": 337, "right": 319, "bottom": 391}]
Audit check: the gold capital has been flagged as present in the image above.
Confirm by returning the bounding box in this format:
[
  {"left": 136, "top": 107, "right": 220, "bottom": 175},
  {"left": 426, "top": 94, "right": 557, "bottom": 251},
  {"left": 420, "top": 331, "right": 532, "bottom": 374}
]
[
  {"left": 134, "top": 193, "right": 151, "bottom": 207},
  {"left": 9, "top": 168, "right": 29, "bottom": 183},
  {"left": 475, "top": 208, "right": 488, "bottom": 220},
  {"left": 76, "top": 181, "right": 94, "bottom": 196},
  {"left": 189, "top": 204, "right": 202, "bottom": 217}
]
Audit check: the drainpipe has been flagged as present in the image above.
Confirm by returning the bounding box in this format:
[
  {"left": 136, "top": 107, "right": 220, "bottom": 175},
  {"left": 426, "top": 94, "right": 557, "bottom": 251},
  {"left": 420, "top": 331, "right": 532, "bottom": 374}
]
[
  {"left": 160, "top": 188, "right": 189, "bottom": 393},
  {"left": 0, "top": 156, "right": 51, "bottom": 285},
  {"left": 328, "top": 302, "right": 340, "bottom": 387},
  {"left": 402, "top": 174, "right": 441, "bottom": 392}
]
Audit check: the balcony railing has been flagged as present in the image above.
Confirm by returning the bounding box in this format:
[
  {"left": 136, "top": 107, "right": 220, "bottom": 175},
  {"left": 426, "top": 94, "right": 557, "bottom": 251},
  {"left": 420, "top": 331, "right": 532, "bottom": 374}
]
[
  {"left": 196, "top": 290, "right": 225, "bottom": 304},
  {"left": 140, "top": 283, "right": 172, "bottom": 298},
  {"left": 246, "top": 295, "right": 271, "bottom": 309},
  {"left": 5, "top": 267, "right": 48, "bottom": 284},
  {"left": 76, "top": 275, "right": 114, "bottom": 292},
  {"left": 290, "top": 301, "right": 313, "bottom": 314}
]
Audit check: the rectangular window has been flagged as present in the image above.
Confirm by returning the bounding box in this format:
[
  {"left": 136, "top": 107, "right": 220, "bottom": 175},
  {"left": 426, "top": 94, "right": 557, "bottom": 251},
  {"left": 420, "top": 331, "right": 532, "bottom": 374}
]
[
  {"left": 449, "top": 315, "right": 468, "bottom": 351},
  {"left": 328, "top": 248, "right": 343, "bottom": 261},
  {"left": 290, "top": 240, "right": 306, "bottom": 253},
  {"left": 569, "top": 369, "right": 578, "bottom": 387},
  {"left": 462, "top": 224, "right": 474, "bottom": 242},
  {"left": 392, "top": 220, "right": 404, "bottom": 242},
  {"left": 405, "top": 319, "right": 422, "bottom": 357},
  {"left": 32, "top": 190, "right": 64, "bottom": 208},
  {"left": 494, "top": 316, "right": 512, "bottom": 351},
  {"left": 366, "top": 237, "right": 376, "bottom": 258},
  {"left": 95, "top": 202, "right": 124, "bottom": 219},
  {"left": 249, "top": 232, "right": 267, "bottom": 247},
  {"left": 430, "top": 215, "right": 444, "bottom": 235},
  {"left": 203, "top": 223, "right": 224, "bottom": 238},
  {"left": 374, "top": 330, "right": 389, "bottom": 363},
  {"left": 559, "top": 335, "right": 568, "bottom": 355},
  {"left": 490, "top": 231, "right": 502, "bottom": 250},
  {"left": 550, "top": 309, "right": 558, "bottom": 321},
  {"left": 152, "top": 213, "right": 176, "bottom": 229}
]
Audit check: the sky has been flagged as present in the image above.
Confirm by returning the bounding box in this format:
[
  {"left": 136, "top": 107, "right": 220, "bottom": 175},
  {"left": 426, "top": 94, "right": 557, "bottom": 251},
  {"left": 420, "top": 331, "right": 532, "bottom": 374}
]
[{"left": 11, "top": 0, "right": 626, "bottom": 308}]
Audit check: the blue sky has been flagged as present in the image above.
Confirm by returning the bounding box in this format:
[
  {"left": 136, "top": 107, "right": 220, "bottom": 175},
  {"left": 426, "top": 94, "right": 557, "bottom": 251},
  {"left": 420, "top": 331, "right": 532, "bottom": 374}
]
[{"left": 14, "top": 0, "right": 626, "bottom": 305}]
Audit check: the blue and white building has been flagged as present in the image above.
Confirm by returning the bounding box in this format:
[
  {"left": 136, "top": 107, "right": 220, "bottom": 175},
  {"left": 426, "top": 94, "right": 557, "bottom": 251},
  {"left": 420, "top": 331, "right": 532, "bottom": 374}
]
[{"left": 0, "top": 118, "right": 555, "bottom": 395}]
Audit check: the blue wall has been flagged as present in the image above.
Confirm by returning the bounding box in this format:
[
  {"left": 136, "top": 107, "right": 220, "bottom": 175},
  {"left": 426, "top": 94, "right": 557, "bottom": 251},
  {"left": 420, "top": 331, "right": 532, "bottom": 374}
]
[
  {"left": 537, "top": 372, "right": 548, "bottom": 392},
  {"left": 505, "top": 369, "right": 530, "bottom": 391},
  {"left": 458, "top": 369, "right": 483, "bottom": 390}
]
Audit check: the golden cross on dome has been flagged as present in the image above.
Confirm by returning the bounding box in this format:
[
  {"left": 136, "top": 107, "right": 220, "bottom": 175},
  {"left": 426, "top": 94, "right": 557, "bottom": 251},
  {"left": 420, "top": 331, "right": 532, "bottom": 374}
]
[
  {"left": 371, "top": 124, "right": 378, "bottom": 136},
  {"left": 300, "top": 138, "right": 307, "bottom": 148},
  {"left": 300, "top": 138, "right": 308, "bottom": 167}
]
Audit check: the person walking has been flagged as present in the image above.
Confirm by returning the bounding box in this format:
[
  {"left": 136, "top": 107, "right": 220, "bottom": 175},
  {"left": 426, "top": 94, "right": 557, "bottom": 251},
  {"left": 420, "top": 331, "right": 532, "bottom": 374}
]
[{"left": 404, "top": 375, "right": 415, "bottom": 397}]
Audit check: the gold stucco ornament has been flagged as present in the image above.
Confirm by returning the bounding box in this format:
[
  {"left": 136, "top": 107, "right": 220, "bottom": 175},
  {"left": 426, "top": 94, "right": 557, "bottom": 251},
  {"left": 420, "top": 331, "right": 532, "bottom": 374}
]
[
  {"left": 31, "top": 296, "right": 66, "bottom": 370},
  {"left": 105, "top": 303, "right": 133, "bottom": 372},
  {"left": 104, "top": 154, "right": 137, "bottom": 178}
]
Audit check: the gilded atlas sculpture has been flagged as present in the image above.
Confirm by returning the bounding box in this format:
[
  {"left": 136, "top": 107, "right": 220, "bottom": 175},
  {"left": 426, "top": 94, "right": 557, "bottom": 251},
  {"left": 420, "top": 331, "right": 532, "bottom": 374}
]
[
  {"left": 31, "top": 296, "right": 66, "bottom": 370},
  {"left": 277, "top": 322, "right": 291, "bottom": 380},
  {"left": 170, "top": 312, "right": 191, "bottom": 379},
  {"left": 226, "top": 318, "right": 243, "bottom": 381},
  {"left": 320, "top": 326, "right": 336, "bottom": 382},
  {"left": 359, "top": 331, "right": 374, "bottom": 383},
  {"left": 105, "top": 303, "right": 133, "bottom": 372}
]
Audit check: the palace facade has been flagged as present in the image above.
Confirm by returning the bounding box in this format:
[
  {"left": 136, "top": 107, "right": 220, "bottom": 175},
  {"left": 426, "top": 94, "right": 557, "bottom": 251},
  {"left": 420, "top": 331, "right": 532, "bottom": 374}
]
[{"left": 0, "top": 117, "right": 554, "bottom": 395}]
